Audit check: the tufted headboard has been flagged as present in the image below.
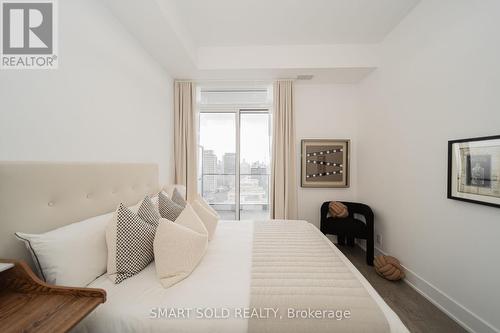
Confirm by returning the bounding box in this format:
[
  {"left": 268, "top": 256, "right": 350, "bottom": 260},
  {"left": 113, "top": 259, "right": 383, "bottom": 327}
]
[{"left": 0, "top": 162, "right": 159, "bottom": 269}]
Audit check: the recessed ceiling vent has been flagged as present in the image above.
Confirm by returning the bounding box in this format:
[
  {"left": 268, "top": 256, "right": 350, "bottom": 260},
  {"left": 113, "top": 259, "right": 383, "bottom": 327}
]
[{"left": 296, "top": 74, "right": 314, "bottom": 80}]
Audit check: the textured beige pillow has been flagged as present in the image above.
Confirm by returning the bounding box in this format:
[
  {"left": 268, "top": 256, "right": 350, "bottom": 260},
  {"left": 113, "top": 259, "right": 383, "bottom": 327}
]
[
  {"left": 191, "top": 200, "right": 218, "bottom": 241},
  {"left": 195, "top": 194, "right": 220, "bottom": 218},
  {"left": 154, "top": 217, "right": 208, "bottom": 288},
  {"left": 174, "top": 204, "right": 208, "bottom": 236}
]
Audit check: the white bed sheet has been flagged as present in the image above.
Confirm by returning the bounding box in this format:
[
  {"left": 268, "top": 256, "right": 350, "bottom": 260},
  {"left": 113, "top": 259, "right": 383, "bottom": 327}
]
[{"left": 74, "top": 220, "right": 408, "bottom": 333}]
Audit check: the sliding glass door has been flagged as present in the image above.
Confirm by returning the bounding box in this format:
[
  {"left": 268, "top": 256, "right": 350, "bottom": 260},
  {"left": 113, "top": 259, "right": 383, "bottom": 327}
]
[
  {"left": 198, "top": 109, "right": 270, "bottom": 220},
  {"left": 199, "top": 112, "right": 237, "bottom": 219},
  {"left": 239, "top": 112, "right": 271, "bottom": 220}
]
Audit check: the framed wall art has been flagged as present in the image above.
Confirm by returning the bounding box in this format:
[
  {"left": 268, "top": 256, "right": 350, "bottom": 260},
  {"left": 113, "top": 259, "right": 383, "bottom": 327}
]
[
  {"left": 448, "top": 135, "right": 500, "bottom": 208},
  {"left": 301, "top": 139, "right": 349, "bottom": 188}
]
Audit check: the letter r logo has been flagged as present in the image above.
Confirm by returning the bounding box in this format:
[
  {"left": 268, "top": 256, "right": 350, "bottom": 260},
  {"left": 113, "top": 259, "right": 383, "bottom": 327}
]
[{"left": 2, "top": 2, "right": 53, "bottom": 54}]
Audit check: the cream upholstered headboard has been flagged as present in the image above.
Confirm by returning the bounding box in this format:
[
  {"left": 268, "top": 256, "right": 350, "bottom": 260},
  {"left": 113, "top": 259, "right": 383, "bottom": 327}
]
[{"left": 0, "top": 162, "right": 159, "bottom": 268}]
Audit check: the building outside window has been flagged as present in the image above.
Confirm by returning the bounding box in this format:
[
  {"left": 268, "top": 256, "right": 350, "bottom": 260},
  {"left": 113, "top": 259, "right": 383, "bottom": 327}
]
[{"left": 197, "top": 86, "right": 272, "bottom": 220}]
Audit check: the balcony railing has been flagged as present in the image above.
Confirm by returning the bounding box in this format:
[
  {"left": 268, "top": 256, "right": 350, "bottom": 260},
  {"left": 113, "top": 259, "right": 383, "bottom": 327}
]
[{"left": 199, "top": 173, "right": 270, "bottom": 205}]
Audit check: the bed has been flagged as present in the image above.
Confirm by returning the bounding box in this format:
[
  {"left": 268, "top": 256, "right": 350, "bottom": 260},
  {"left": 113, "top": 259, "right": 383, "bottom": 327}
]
[{"left": 0, "top": 162, "right": 408, "bottom": 333}]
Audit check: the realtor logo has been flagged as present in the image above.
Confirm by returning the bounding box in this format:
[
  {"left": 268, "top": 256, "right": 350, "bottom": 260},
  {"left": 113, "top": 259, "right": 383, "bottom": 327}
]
[{"left": 1, "top": 0, "right": 58, "bottom": 69}]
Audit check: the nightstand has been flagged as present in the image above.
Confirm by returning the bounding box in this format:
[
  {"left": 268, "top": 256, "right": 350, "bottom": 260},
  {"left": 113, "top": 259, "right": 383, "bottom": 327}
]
[{"left": 0, "top": 259, "right": 106, "bottom": 333}]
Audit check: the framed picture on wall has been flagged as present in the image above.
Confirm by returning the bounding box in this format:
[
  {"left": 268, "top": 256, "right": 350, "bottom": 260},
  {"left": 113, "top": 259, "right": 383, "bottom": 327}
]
[
  {"left": 301, "top": 139, "right": 350, "bottom": 188},
  {"left": 448, "top": 135, "right": 500, "bottom": 208}
]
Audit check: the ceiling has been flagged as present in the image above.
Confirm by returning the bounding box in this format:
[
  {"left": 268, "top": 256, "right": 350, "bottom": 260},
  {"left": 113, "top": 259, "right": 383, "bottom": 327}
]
[
  {"left": 104, "top": 0, "right": 420, "bottom": 82},
  {"left": 168, "top": 0, "right": 419, "bottom": 47}
]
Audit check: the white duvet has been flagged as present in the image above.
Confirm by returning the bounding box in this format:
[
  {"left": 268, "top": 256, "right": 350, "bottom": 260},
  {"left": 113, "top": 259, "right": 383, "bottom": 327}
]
[{"left": 74, "top": 221, "right": 408, "bottom": 333}]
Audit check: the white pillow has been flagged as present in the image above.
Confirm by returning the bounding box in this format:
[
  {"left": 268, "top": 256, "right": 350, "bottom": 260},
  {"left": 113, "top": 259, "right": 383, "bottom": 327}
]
[
  {"left": 195, "top": 194, "right": 220, "bottom": 218},
  {"left": 15, "top": 212, "right": 112, "bottom": 286},
  {"left": 191, "top": 200, "right": 218, "bottom": 241},
  {"left": 154, "top": 217, "right": 208, "bottom": 288}
]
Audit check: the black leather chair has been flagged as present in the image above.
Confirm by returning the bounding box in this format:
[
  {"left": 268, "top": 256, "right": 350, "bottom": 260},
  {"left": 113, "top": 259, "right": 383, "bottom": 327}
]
[{"left": 320, "top": 201, "right": 374, "bottom": 265}]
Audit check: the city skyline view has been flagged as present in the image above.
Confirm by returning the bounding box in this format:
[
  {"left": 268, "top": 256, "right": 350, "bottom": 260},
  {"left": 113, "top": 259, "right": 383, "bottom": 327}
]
[
  {"left": 198, "top": 112, "right": 271, "bottom": 164},
  {"left": 198, "top": 112, "right": 271, "bottom": 220}
]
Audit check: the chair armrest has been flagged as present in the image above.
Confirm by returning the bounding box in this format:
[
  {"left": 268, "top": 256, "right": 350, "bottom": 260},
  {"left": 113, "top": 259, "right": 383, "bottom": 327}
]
[
  {"left": 342, "top": 202, "right": 374, "bottom": 231},
  {"left": 320, "top": 202, "right": 330, "bottom": 232}
]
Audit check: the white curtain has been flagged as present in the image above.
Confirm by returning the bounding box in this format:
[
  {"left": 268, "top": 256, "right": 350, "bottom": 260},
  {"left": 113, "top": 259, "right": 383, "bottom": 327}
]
[
  {"left": 174, "top": 81, "right": 197, "bottom": 202},
  {"left": 270, "top": 80, "right": 298, "bottom": 219}
]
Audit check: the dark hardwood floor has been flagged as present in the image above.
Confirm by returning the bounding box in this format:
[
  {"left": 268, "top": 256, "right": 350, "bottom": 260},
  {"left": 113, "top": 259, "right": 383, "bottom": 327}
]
[{"left": 337, "top": 244, "right": 468, "bottom": 333}]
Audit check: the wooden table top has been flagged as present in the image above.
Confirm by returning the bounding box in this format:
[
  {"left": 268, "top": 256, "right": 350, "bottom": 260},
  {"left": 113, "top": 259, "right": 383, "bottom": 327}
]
[{"left": 0, "top": 259, "right": 106, "bottom": 333}]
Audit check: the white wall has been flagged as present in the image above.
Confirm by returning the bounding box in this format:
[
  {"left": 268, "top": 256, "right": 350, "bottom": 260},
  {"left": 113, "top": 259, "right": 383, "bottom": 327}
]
[
  {"left": 295, "top": 84, "right": 359, "bottom": 228},
  {"left": 357, "top": 1, "right": 500, "bottom": 332},
  {"left": 0, "top": 0, "right": 174, "bottom": 184}
]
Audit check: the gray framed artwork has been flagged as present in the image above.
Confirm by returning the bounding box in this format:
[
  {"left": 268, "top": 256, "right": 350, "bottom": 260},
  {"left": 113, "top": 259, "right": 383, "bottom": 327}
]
[
  {"left": 301, "top": 139, "right": 350, "bottom": 188},
  {"left": 448, "top": 135, "right": 500, "bottom": 208}
]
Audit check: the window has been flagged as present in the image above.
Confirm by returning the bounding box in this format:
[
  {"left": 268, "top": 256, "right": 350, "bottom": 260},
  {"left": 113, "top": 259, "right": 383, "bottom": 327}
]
[{"left": 198, "top": 87, "right": 272, "bottom": 220}]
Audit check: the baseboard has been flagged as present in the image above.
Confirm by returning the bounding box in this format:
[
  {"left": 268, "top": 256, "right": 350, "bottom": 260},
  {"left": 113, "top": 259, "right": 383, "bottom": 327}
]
[{"left": 355, "top": 240, "right": 499, "bottom": 333}]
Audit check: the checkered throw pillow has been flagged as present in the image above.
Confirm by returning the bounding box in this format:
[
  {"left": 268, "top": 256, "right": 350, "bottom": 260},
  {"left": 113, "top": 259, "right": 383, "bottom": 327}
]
[
  {"left": 137, "top": 196, "right": 161, "bottom": 229},
  {"left": 106, "top": 203, "right": 156, "bottom": 284},
  {"left": 158, "top": 191, "right": 184, "bottom": 221}
]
